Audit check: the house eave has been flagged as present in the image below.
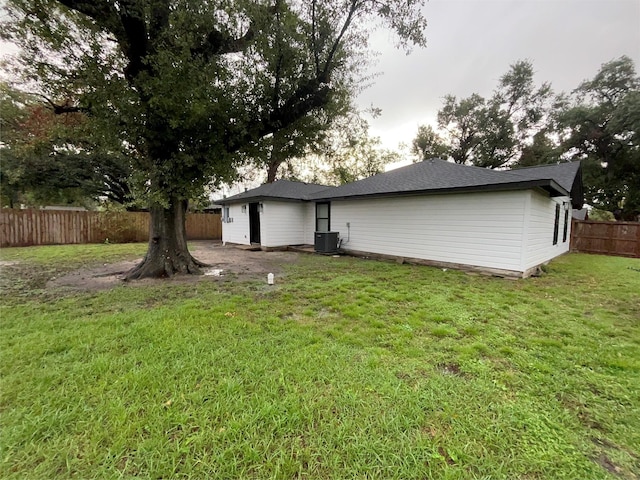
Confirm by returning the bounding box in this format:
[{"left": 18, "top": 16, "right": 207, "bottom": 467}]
[
  {"left": 218, "top": 196, "right": 308, "bottom": 205},
  {"left": 310, "top": 179, "right": 570, "bottom": 202}
]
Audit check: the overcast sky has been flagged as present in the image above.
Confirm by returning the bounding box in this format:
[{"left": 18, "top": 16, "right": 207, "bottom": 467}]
[
  {"left": 358, "top": 0, "right": 640, "bottom": 153},
  {"left": 2, "top": 0, "right": 637, "bottom": 159}
]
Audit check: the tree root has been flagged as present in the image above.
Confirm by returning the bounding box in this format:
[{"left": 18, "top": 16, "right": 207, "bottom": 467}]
[{"left": 124, "top": 253, "right": 210, "bottom": 281}]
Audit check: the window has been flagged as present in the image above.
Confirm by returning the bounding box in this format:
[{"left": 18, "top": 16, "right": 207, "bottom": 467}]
[
  {"left": 552, "top": 203, "right": 560, "bottom": 245},
  {"left": 223, "top": 206, "right": 231, "bottom": 223},
  {"left": 316, "top": 202, "right": 330, "bottom": 232},
  {"left": 563, "top": 208, "right": 569, "bottom": 243}
]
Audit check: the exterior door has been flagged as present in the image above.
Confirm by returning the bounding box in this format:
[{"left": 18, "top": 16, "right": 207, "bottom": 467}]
[{"left": 249, "top": 203, "right": 261, "bottom": 244}]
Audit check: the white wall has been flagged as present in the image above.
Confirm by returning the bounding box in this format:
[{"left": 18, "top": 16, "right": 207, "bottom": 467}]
[
  {"left": 522, "top": 190, "right": 571, "bottom": 271},
  {"left": 303, "top": 202, "right": 316, "bottom": 243},
  {"left": 328, "top": 191, "right": 529, "bottom": 272},
  {"left": 260, "top": 201, "right": 308, "bottom": 247},
  {"left": 221, "top": 203, "right": 250, "bottom": 245},
  {"left": 223, "top": 189, "right": 572, "bottom": 273}
]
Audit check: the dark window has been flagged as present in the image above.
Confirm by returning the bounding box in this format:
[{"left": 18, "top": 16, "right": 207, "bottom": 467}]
[
  {"left": 563, "top": 208, "right": 569, "bottom": 243},
  {"left": 553, "top": 203, "right": 560, "bottom": 245},
  {"left": 316, "top": 202, "right": 330, "bottom": 232}
]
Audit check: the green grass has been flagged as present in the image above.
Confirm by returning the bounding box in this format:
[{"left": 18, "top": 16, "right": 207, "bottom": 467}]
[
  {"left": 0, "top": 242, "right": 147, "bottom": 265},
  {"left": 1, "top": 244, "right": 639, "bottom": 479}
]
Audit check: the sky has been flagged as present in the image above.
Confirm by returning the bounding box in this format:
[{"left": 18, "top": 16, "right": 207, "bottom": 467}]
[
  {"left": 357, "top": 0, "right": 640, "bottom": 153},
  {"left": 1, "top": 0, "right": 637, "bottom": 180}
]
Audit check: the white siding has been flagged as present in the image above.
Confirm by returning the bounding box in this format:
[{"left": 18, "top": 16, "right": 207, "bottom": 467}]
[
  {"left": 222, "top": 189, "right": 572, "bottom": 274},
  {"left": 221, "top": 203, "right": 250, "bottom": 245},
  {"left": 329, "top": 191, "right": 528, "bottom": 272},
  {"left": 260, "top": 201, "right": 308, "bottom": 247},
  {"left": 522, "top": 190, "right": 571, "bottom": 270},
  {"left": 303, "top": 202, "right": 316, "bottom": 243}
]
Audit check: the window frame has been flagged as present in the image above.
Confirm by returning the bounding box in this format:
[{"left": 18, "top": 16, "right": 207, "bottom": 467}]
[
  {"left": 552, "top": 203, "right": 560, "bottom": 245},
  {"left": 562, "top": 207, "right": 569, "bottom": 243},
  {"left": 315, "top": 202, "right": 331, "bottom": 232}
]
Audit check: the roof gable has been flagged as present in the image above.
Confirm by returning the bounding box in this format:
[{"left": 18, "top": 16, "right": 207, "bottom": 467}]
[{"left": 503, "top": 162, "right": 583, "bottom": 208}]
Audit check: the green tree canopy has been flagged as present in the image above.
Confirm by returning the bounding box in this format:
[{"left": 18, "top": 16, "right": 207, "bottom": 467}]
[
  {"left": 1, "top": 0, "right": 427, "bottom": 278},
  {"left": 411, "top": 124, "right": 448, "bottom": 161},
  {"left": 412, "top": 60, "right": 553, "bottom": 168},
  {"left": 556, "top": 56, "right": 640, "bottom": 220},
  {"left": 308, "top": 112, "right": 399, "bottom": 185},
  {"left": 412, "top": 56, "right": 639, "bottom": 220},
  {"left": 0, "top": 82, "right": 133, "bottom": 208},
  {"left": 251, "top": 111, "right": 399, "bottom": 185}
]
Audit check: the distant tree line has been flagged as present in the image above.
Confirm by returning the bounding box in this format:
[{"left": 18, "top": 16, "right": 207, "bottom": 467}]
[
  {"left": 2, "top": 54, "right": 637, "bottom": 221},
  {"left": 411, "top": 57, "right": 640, "bottom": 221}
]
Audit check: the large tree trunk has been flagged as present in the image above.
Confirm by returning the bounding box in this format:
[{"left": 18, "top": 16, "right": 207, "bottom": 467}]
[
  {"left": 266, "top": 160, "right": 280, "bottom": 183},
  {"left": 125, "top": 197, "right": 208, "bottom": 280}
]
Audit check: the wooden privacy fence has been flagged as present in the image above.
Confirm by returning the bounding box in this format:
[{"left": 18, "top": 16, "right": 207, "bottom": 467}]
[
  {"left": 571, "top": 220, "right": 640, "bottom": 258},
  {"left": 0, "top": 209, "right": 222, "bottom": 247}
]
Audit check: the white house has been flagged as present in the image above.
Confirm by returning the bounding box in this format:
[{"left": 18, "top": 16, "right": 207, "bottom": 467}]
[
  {"left": 220, "top": 180, "right": 327, "bottom": 248},
  {"left": 220, "top": 159, "right": 583, "bottom": 278}
]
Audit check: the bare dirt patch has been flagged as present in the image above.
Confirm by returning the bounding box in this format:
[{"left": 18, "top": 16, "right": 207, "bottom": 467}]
[{"left": 46, "top": 242, "right": 303, "bottom": 292}]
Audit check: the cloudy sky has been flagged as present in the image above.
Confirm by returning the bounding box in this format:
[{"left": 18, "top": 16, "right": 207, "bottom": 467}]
[{"left": 357, "top": 0, "right": 640, "bottom": 153}]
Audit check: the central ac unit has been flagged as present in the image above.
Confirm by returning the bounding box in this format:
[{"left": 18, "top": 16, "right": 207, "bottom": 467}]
[{"left": 314, "top": 232, "right": 339, "bottom": 253}]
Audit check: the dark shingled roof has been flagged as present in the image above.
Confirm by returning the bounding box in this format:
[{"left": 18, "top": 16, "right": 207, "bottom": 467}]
[
  {"left": 220, "top": 179, "right": 332, "bottom": 204},
  {"left": 308, "top": 159, "right": 583, "bottom": 208},
  {"left": 220, "top": 160, "right": 583, "bottom": 208},
  {"left": 502, "top": 161, "right": 583, "bottom": 207}
]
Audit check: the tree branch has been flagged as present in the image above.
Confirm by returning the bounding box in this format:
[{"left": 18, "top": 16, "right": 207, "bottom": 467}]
[
  {"left": 118, "top": 1, "right": 149, "bottom": 81},
  {"left": 311, "top": 0, "right": 320, "bottom": 75},
  {"left": 322, "top": 0, "right": 359, "bottom": 81},
  {"left": 191, "top": 26, "right": 255, "bottom": 60},
  {"left": 56, "top": 0, "right": 150, "bottom": 82},
  {"left": 225, "top": 79, "right": 331, "bottom": 154},
  {"left": 272, "top": 0, "right": 284, "bottom": 110},
  {"left": 38, "top": 94, "right": 86, "bottom": 115},
  {"left": 56, "top": 0, "right": 126, "bottom": 44},
  {"left": 191, "top": 4, "right": 278, "bottom": 61},
  {"left": 149, "top": 0, "right": 170, "bottom": 44}
]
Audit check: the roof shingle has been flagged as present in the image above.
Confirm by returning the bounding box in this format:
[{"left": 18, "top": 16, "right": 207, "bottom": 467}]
[
  {"left": 220, "top": 179, "right": 331, "bottom": 203},
  {"left": 308, "top": 159, "right": 582, "bottom": 207},
  {"left": 220, "top": 159, "right": 583, "bottom": 208}
]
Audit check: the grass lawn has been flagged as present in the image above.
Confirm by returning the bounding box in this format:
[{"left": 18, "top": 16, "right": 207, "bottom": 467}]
[{"left": 1, "top": 244, "right": 639, "bottom": 479}]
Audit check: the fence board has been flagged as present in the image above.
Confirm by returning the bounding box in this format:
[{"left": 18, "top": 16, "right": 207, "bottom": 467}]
[
  {"left": 571, "top": 220, "right": 640, "bottom": 258},
  {"left": 0, "top": 209, "right": 222, "bottom": 247}
]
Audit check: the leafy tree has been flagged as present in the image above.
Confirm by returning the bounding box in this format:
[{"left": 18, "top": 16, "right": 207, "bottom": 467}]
[
  {"left": 322, "top": 115, "right": 399, "bottom": 185},
  {"left": 0, "top": 82, "right": 133, "bottom": 208},
  {"left": 413, "top": 60, "right": 553, "bottom": 168},
  {"left": 556, "top": 56, "right": 640, "bottom": 220},
  {"left": 241, "top": 102, "right": 347, "bottom": 184},
  {"left": 0, "top": 83, "right": 31, "bottom": 207},
  {"left": 1, "top": 0, "right": 426, "bottom": 278},
  {"left": 239, "top": 56, "right": 354, "bottom": 184},
  {"left": 434, "top": 93, "right": 489, "bottom": 165},
  {"left": 516, "top": 130, "right": 560, "bottom": 167},
  {"left": 410, "top": 124, "right": 447, "bottom": 161},
  {"left": 484, "top": 60, "right": 553, "bottom": 167},
  {"left": 588, "top": 208, "right": 615, "bottom": 222},
  {"left": 280, "top": 112, "right": 399, "bottom": 185}
]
